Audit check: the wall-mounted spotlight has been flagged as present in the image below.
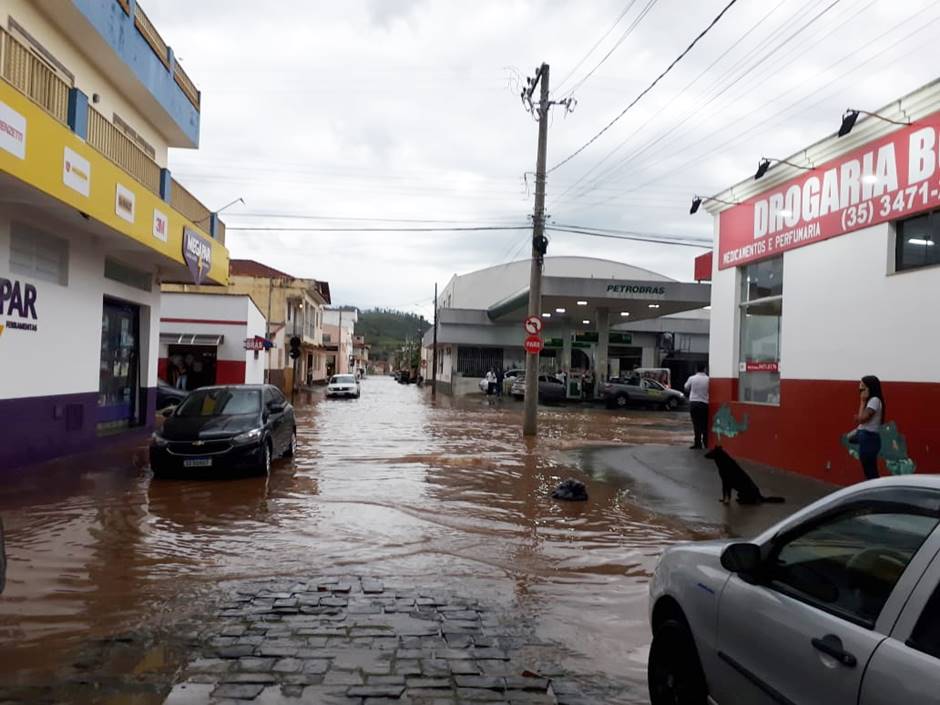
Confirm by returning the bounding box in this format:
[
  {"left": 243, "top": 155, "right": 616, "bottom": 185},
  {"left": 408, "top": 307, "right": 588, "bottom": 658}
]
[
  {"left": 754, "top": 157, "right": 815, "bottom": 180},
  {"left": 838, "top": 109, "right": 911, "bottom": 138}
]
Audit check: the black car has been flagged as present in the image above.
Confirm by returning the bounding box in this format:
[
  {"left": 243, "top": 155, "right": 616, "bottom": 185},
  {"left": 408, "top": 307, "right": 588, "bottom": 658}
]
[{"left": 150, "top": 385, "right": 295, "bottom": 477}]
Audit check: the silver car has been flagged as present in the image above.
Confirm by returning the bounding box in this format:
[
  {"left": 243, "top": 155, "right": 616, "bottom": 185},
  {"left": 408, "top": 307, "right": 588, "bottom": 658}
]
[
  {"left": 648, "top": 475, "right": 940, "bottom": 705},
  {"left": 601, "top": 377, "right": 684, "bottom": 410},
  {"left": 509, "top": 374, "right": 566, "bottom": 402}
]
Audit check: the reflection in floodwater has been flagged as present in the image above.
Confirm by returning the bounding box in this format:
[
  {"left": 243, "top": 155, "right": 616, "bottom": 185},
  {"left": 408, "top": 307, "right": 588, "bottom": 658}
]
[{"left": 0, "top": 377, "right": 708, "bottom": 702}]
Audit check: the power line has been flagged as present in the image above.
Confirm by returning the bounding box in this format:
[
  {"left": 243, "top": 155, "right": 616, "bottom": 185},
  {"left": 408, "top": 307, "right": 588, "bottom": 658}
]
[
  {"left": 545, "top": 226, "right": 711, "bottom": 248},
  {"left": 228, "top": 212, "right": 528, "bottom": 225},
  {"left": 550, "top": 0, "right": 795, "bottom": 206},
  {"left": 226, "top": 225, "right": 532, "bottom": 233},
  {"left": 563, "top": 0, "right": 847, "bottom": 204},
  {"left": 552, "top": 0, "right": 641, "bottom": 95},
  {"left": 561, "top": 0, "right": 658, "bottom": 99},
  {"left": 580, "top": 3, "right": 940, "bottom": 208},
  {"left": 548, "top": 0, "right": 741, "bottom": 174}
]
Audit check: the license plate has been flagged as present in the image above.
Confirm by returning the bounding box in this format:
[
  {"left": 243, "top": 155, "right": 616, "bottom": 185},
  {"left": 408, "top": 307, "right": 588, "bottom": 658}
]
[{"left": 183, "top": 458, "right": 212, "bottom": 468}]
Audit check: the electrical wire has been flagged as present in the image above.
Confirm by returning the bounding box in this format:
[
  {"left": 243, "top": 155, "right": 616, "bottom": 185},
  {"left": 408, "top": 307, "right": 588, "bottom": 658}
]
[
  {"left": 548, "top": 0, "right": 741, "bottom": 174},
  {"left": 561, "top": 0, "right": 658, "bottom": 100},
  {"left": 563, "top": 0, "right": 850, "bottom": 204},
  {"left": 546, "top": 226, "right": 711, "bottom": 248},
  {"left": 582, "top": 3, "right": 940, "bottom": 208},
  {"left": 552, "top": 0, "right": 641, "bottom": 96},
  {"left": 226, "top": 225, "right": 532, "bottom": 233},
  {"left": 550, "top": 0, "right": 795, "bottom": 206}
]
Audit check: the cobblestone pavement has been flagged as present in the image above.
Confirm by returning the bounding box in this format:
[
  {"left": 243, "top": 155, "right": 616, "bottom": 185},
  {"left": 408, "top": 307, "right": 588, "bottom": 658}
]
[{"left": 164, "top": 577, "right": 628, "bottom": 705}]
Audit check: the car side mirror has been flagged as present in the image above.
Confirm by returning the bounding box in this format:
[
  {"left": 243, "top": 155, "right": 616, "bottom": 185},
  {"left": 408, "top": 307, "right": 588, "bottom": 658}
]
[
  {"left": 720, "top": 542, "right": 762, "bottom": 576},
  {"left": 267, "top": 401, "right": 286, "bottom": 413},
  {"left": 161, "top": 406, "right": 176, "bottom": 418}
]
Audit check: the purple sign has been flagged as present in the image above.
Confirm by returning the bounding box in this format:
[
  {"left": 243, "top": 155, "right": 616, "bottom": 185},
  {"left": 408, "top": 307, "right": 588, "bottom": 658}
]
[{"left": 182, "top": 227, "right": 212, "bottom": 285}]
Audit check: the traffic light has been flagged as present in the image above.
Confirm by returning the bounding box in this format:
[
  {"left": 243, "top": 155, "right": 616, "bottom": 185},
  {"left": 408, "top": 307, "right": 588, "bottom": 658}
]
[{"left": 289, "top": 336, "right": 301, "bottom": 360}]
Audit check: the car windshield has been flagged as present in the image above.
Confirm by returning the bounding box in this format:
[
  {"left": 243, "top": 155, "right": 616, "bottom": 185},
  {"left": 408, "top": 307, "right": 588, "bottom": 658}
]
[
  {"left": 331, "top": 375, "right": 356, "bottom": 384},
  {"left": 175, "top": 388, "right": 261, "bottom": 417}
]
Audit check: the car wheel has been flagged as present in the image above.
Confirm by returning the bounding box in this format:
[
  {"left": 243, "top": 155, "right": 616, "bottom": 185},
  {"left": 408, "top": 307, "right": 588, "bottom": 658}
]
[
  {"left": 666, "top": 397, "right": 679, "bottom": 411},
  {"left": 615, "top": 394, "right": 629, "bottom": 408},
  {"left": 648, "top": 618, "right": 708, "bottom": 705},
  {"left": 260, "top": 441, "right": 272, "bottom": 476},
  {"left": 283, "top": 429, "right": 296, "bottom": 458}
]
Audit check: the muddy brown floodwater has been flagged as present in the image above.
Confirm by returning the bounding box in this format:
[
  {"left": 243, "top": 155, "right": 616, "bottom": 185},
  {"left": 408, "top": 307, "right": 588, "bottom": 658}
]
[{"left": 0, "top": 376, "right": 717, "bottom": 704}]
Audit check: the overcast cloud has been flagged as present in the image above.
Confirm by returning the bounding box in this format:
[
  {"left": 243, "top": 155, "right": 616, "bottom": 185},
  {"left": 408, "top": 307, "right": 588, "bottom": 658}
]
[{"left": 148, "top": 0, "right": 940, "bottom": 316}]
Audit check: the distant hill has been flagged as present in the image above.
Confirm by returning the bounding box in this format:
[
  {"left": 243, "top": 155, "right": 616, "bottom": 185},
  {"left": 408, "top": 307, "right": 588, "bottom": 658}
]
[{"left": 358, "top": 308, "right": 431, "bottom": 362}]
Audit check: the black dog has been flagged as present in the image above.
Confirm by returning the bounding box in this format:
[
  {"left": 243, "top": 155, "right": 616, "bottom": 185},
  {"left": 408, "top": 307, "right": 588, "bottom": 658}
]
[{"left": 704, "top": 446, "right": 785, "bottom": 505}]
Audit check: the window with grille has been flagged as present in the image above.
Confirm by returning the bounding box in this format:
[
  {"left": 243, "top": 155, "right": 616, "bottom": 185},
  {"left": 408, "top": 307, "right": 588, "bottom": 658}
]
[
  {"left": 456, "top": 347, "right": 503, "bottom": 377},
  {"left": 10, "top": 221, "right": 69, "bottom": 285}
]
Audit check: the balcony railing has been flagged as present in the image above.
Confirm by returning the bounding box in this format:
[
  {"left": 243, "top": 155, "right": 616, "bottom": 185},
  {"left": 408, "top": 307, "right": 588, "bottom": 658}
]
[
  {"left": 133, "top": 3, "right": 169, "bottom": 69},
  {"left": 88, "top": 105, "right": 161, "bottom": 194},
  {"left": 0, "top": 27, "right": 221, "bottom": 239},
  {"left": 171, "top": 177, "right": 210, "bottom": 224},
  {"left": 130, "top": 0, "right": 200, "bottom": 110},
  {"left": 0, "top": 27, "right": 68, "bottom": 124}
]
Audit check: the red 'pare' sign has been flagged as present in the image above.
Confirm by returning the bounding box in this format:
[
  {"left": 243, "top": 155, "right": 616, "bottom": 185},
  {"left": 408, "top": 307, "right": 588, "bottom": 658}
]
[
  {"left": 718, "top": 111, "right": 940, "bottom": 269},
  {"left": 524, "top": 335, "right": 544, "bottom": 354}
]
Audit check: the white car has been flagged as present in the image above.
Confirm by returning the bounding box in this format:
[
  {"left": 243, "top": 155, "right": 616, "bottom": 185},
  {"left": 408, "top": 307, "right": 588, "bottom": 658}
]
[
  {"left": 325, "top": 374, "right": 360, "bottom": 398},
  {"left": 648, "top": 475, "right": 940, "bottom": 705}
]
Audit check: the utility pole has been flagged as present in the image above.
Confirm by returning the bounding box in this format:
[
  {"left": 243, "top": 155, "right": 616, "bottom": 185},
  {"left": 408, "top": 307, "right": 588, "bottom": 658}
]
[
  {"left": 431, "top": 282, "right": 438, "bottom": 400},
  {"left": 519, "top": 64, "right": 575, "bottom": 437},
  {"left": 522, "top": 63, "right": 551, "bottom": 437}
]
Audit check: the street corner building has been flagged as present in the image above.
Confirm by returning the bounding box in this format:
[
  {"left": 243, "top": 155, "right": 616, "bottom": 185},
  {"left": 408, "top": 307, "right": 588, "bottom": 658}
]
[
  {"left": 0, "top": 0, "right": 230, "bottom": 471},
  {"left": 158, "top": 292, "right": 268, "bottom": 389},
  {"left": 703, "top": 78, "right": 940, "bottom": 485},
  {"left": 421, "top": 256, "right": 711, "bottom": 396}
]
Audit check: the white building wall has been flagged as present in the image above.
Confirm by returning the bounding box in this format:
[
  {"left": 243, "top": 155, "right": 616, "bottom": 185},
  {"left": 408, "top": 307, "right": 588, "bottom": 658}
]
[
  {"left": 782, "top": 222, "right": 940, "bottom": 382},
  {"left": 0, "top": 209, "right": 160, "bottom": 401},
  {"left": 244, "top": 298, "right": 267, "bottom": 384},
  {"left": 6, "top": 0, "right": 170, "bottom": 164},
  {"left": 708, "top": 217, "right": 740, "bottom": 379}
]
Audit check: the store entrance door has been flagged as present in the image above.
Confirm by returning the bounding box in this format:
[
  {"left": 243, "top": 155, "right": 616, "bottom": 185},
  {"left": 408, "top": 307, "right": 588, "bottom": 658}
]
[{"left": 98, "top": 299, "right": 140, "bottom": 432}]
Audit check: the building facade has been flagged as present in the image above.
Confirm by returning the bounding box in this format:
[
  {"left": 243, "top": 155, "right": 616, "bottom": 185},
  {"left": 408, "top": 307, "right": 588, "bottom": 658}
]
[
  {"left": 158, "top": 293, "right": 266, "bottom": 388},
  {"left": 705, "top": 79, "right": 940, "bottom": 485},
  {"left": 163, "top": 260, "right": 331, "bottom": 394},
  {"left": 323, "top": 307, "right": 357, "bottom": 376},
  {"left": 0, "top": 1, "right": 229, "bottom": 471},
  {"left": 422, "top": 257, "right": 710, "bottom": 396}
]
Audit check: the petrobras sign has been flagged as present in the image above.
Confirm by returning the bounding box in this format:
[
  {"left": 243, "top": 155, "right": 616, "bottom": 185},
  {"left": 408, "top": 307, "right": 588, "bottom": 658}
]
[
  {"left": 718, "top": 111, "right": 940, "bottom": 269},
  {"left": 0, "top": 100, "right": 25, "bottom": 159},
  {"left": 182, "top": 227, "right": 212, "bottom": 285}
]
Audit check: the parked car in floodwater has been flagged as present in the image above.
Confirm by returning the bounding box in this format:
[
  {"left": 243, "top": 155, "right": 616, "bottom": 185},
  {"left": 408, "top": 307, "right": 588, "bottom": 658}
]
[
  {"left": 648, "top": 476, "right": 940, "bottom": 705},
  {"left": 601, "top": 376, "right": 684, "bottom": 410},
  {"left": 509, "top": 374, "right": 566, "bottom": 402},
  {"left": 150, "top": 385, "right": 295, "bottom": 477}
]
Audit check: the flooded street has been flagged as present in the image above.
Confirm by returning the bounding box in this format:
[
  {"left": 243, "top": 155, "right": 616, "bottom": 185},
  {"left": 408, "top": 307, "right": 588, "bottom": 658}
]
[{"left": 1, "top": 377, "right": 726, "bottom": 703}]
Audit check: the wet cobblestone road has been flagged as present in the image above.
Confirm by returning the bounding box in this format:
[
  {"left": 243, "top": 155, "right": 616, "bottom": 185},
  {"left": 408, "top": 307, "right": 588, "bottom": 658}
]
[{"left": 0, "top": 377, "right": 709, "bottom": 704}]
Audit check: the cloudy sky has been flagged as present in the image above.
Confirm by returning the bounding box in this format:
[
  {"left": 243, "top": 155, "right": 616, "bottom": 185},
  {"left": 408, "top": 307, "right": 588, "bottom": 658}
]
[{"left": 149, "top": 0, "right": 940, "bottom": 316}]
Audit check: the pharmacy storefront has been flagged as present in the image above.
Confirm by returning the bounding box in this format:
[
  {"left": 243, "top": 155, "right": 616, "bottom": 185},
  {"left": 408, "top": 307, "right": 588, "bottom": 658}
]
[{"left": 705, "top": 80, "right": 940, "bottom": 484}]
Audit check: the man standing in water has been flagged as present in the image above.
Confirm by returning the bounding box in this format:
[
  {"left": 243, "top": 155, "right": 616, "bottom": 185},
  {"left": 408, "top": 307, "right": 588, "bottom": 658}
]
[{"left": 684, "top": 364, "right": 710, "bottom": 450}]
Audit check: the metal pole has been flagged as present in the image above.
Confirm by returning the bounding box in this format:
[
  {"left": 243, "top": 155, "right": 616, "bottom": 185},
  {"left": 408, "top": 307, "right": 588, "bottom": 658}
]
[
  {"left": 338, "top": 307, "right": 343, "bottom": 374},
  {"left": 523, "top": 63, "right": 550, "bottom": 437},
  {"left": 431, "top": 283, "right": 438, "bottom": 399}
]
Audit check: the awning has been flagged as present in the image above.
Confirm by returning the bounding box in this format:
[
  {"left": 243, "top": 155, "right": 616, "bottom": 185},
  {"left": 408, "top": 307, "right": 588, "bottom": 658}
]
[{"left": 160, "top": 333, "right": 224, "bottom": 346}]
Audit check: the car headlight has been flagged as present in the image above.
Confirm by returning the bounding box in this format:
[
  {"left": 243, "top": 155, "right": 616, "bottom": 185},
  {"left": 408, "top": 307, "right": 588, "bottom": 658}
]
[
  {"left": 151, "top": 432, "right": 168, "bottom": 448},
  {"left": 233, "top": 428, "right": 263, "bottom": 444}
]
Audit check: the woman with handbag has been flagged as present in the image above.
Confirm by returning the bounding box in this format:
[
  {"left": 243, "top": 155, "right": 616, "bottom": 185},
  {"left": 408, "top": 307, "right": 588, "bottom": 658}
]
[{"left": 854, "top": 375, "right": 885, "bottom": 480}]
